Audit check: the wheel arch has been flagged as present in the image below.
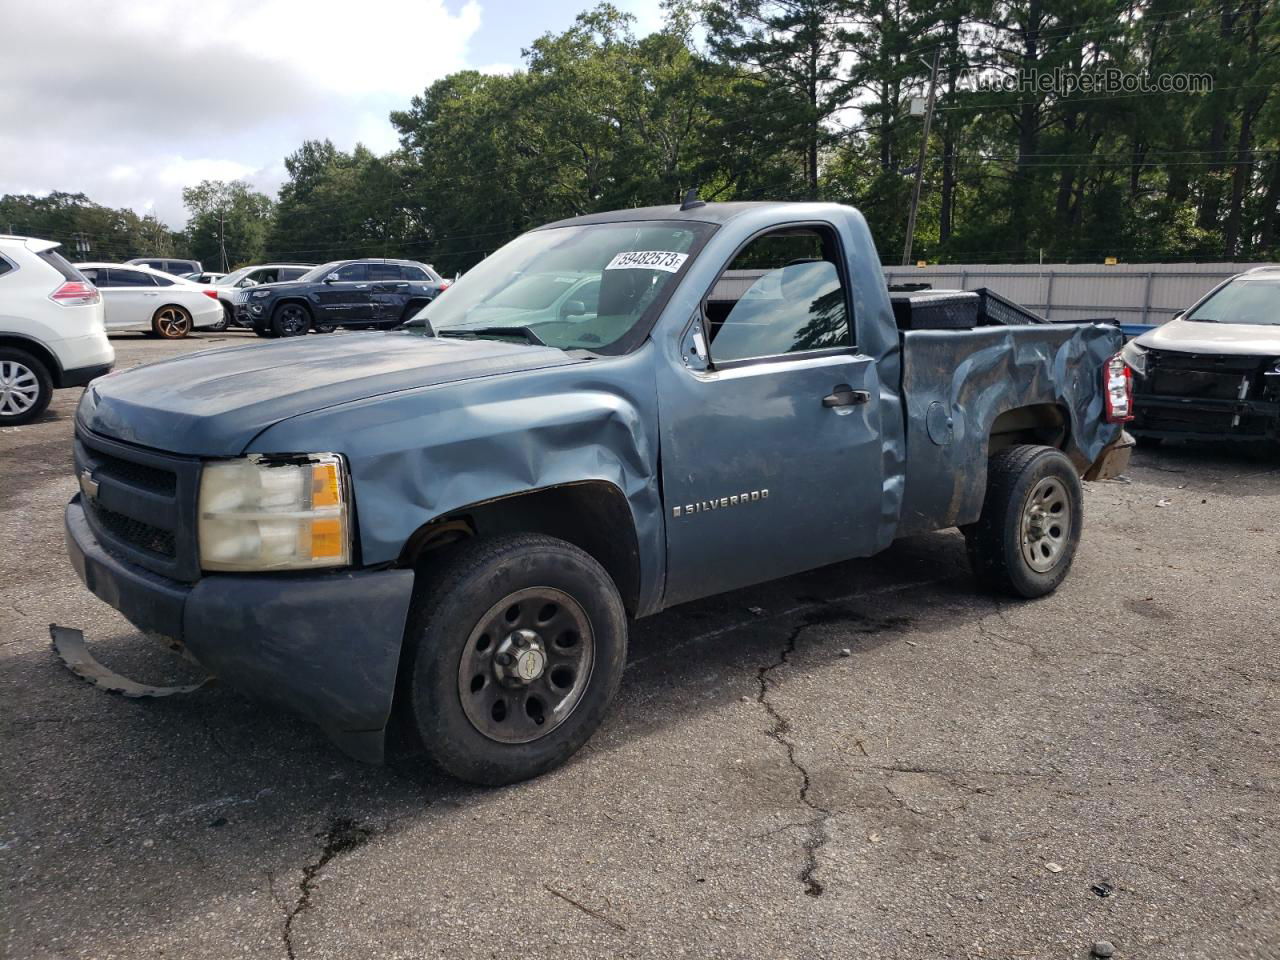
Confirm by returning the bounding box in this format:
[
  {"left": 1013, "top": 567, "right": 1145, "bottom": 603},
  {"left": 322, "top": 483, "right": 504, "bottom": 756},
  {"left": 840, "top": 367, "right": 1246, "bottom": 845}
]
[
  {"left": 987, "top": 402, "right": 1072, "bottom": 456},
  {"left": 0, "top": 333, "right": 61, "bottom": 382},
  {"left": 396, "top": 480, "right": 642, "bottom": 617}
]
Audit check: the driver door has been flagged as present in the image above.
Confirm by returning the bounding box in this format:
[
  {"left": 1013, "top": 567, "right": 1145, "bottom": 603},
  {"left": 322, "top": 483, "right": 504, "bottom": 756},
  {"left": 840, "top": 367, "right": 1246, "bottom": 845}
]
[
  {"left": 654, "top": 223, "right": 886, "bottom": 606},
  {"left": 315, "top": 263, "right": 373, "bottom": 321}
]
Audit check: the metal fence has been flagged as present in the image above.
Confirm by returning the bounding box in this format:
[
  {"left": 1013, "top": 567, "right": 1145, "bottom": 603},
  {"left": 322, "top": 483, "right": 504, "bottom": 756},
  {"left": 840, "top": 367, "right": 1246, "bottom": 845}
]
[{"left": 882, "top": 262, "right": 1274, "bottom": 328}]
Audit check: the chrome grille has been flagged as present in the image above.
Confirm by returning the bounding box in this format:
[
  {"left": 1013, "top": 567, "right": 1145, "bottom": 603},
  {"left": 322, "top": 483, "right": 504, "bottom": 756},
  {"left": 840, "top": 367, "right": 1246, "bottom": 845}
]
[{"left": 74, "top": 425, "right": 202, "bottom": 581}]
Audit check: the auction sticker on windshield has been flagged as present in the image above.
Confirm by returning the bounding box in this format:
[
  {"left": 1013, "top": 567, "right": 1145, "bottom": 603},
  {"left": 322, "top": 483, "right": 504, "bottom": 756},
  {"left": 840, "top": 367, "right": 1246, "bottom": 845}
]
[{"left": 605, "top": 251, "right": 689, "bottom": 273}]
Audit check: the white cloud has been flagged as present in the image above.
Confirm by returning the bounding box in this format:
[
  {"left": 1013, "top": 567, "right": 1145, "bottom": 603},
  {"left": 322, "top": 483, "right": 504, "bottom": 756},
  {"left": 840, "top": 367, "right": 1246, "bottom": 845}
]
[{"left": 0, "top": 0, "right": 484, "bottom": 228}]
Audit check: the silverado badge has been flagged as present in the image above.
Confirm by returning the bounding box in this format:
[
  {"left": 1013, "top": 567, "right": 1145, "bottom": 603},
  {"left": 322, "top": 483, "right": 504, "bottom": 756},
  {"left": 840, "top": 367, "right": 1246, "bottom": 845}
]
[{"left": 672, "top": 489, "right": 768, "bottom": 518}]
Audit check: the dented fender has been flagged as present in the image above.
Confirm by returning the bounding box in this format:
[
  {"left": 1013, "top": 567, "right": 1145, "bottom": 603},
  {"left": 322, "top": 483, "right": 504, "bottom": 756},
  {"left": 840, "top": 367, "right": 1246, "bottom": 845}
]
[{"left": 251, "top": 345, "right": 665, "bottom": 614}]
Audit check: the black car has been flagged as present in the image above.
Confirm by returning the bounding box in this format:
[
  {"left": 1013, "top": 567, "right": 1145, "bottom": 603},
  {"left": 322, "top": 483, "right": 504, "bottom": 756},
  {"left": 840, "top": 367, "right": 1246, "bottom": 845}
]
[{"left": 232, "top": 259, "right": 446, "bottom": 337}]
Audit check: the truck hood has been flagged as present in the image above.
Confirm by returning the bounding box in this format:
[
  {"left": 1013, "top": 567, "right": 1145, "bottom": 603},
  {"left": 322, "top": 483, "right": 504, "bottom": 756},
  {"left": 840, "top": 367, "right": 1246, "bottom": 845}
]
[
  {"left": 78, "top": 331, "right": 584, "bottom": 456},
  {"left": 1137, "top": 318, "right": 1280, "bottom": 356}
]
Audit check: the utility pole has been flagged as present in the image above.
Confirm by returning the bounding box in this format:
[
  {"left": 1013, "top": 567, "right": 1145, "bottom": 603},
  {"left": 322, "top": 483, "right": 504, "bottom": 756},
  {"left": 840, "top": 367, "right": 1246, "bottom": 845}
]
[
  {"left": 217, "top": 208, "right": 229, "bottom": 272},
  {"left": 902, "top": 46, "right": 942, "bottom": 267}
]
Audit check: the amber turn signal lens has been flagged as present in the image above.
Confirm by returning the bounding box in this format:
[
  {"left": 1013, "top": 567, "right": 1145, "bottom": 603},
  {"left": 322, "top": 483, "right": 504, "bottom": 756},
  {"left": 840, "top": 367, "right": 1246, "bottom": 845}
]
[
  {"left": 311, "top": 462, "right": 341, "bottom": 508},
  {"left": 308, "top": 517, "right": 345, "bottom": 559}
]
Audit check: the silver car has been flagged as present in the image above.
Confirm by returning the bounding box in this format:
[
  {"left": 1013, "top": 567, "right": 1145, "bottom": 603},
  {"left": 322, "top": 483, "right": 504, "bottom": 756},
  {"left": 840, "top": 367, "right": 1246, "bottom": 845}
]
[{"left": 1123, "top": 266, "right": 1280, "bottom": 444}]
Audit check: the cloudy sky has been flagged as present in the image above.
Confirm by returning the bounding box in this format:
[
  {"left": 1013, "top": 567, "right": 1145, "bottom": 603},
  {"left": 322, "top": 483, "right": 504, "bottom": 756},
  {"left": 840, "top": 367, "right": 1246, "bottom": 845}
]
[{"left": 0, "top": 0, "right": 663, "bottom": 228}]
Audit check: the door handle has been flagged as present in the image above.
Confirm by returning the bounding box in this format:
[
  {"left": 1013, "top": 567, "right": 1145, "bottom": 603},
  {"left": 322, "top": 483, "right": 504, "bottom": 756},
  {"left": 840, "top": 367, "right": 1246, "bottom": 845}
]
[{"left": 822, "top": 385, "right": 871, "bottom": 408}]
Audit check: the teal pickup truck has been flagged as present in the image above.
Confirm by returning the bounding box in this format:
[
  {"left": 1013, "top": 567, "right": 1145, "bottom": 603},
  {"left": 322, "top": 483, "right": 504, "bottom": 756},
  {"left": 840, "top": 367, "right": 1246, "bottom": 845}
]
[{"left": 67, "top": 200, "right": 1132, "bottom": 784}]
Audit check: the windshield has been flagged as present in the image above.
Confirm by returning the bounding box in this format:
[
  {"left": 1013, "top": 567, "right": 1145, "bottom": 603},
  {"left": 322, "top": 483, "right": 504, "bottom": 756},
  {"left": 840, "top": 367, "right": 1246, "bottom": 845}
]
[
  {"left": 1185, "top": 276, "right": 1280, "bottom": 325},
  {"left": 220, "top": 266, "right": 253, "bottom": 285},
  {"left": 298, "top": 261, "right": 345, "bottom": 283},
  {"left": 405, "top": 221, "right": 712, "bottom": 352}
]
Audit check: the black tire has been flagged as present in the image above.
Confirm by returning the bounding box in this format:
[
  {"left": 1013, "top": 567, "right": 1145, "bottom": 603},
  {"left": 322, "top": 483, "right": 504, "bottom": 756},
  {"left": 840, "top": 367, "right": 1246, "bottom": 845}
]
[
  {"left": 0, "top": 347, "right": 53, "bottom": 426},
  {"left": 964, "top": 444, "right": 1083, "bottom": 598},
  {"left": 209, "top": 304, "right": 232, "bottom": 332},
  {"left": 403, "top": 534, "right": 627, "bottom": 786},
  {"left": 271, "top": 302, "right": 311, "bottom": 337}
]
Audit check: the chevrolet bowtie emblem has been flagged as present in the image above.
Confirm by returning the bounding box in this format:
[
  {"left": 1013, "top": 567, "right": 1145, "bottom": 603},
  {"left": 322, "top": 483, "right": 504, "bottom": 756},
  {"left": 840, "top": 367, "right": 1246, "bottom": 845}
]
[{"left": 79, "top": 469, "right": 99, "bottom": 500}]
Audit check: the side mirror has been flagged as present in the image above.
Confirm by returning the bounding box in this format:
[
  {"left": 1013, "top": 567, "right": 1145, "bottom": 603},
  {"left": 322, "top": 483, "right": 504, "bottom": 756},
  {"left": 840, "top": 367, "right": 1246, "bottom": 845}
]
[
  {"left": 563, "top": 300, "right": 587, "bottom": 317},
  {"left": 325, "top": 273, "right": 339, "bottom": 284},
  {"left": 239, "top": 278, "right": 258, "bottom": 288}
]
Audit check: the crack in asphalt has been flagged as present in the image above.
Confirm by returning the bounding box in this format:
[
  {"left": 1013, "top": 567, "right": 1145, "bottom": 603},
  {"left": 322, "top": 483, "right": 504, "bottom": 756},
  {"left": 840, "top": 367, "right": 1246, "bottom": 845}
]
[
  {"left": 281, "top": 818, "right": 373, "bottom": 960},
  {"left": 755, "top": 619, "right": 832, "bottom": 898}
]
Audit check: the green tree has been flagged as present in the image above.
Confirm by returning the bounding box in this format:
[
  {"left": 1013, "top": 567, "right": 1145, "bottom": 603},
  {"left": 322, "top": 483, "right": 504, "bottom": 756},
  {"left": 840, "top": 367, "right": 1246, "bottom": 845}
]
[{"left": 181, "top": 180, "right": 273, "bottom": 269}]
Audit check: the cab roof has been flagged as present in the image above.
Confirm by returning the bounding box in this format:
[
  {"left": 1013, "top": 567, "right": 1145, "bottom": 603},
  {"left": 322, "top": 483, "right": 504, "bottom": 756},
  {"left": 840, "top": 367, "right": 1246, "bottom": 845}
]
[{"left": 535, "top": 201, "right": 810, "bottom": 230}]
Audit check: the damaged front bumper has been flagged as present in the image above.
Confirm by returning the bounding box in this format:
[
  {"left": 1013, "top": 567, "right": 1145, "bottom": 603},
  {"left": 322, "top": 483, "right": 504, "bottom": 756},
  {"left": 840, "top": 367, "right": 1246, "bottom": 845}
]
[
  {"left": 1130, "top": 394, "right": 1280, "bottom": 442},
  {"left": 65, "top": 496, "right": 415, "bottom": 762}
]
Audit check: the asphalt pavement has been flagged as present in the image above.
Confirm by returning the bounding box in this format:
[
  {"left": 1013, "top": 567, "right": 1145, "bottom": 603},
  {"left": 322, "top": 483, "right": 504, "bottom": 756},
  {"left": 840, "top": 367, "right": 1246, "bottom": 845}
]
[{"left": 2, "top": 332, "right": 1278, "bottom": 959}]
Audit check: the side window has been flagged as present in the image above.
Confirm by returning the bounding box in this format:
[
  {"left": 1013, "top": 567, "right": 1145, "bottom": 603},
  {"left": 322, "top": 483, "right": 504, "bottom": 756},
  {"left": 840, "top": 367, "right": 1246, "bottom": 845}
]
[
  {"left": 79, "top": 267, "right": 101, "bottom": 285},
  {"left": 281, "top": 268, "right": 307, "bottom": 281},
  {"left": 704, "top": 227, "right": 850, "bottom": 364},
  {"left": 368, "top": 263, "right": 402, "bottom": 281},
  {"left": 152, "top": 274, "right": 175, "bottom": 287},
  {"left": 401, "top": 265, "right": 428, "bottom": 281},
  {"left": 254, "top": 268, "right": 279, "bottom": 284},
  {"left": 0, "top": 256, "right": 15, "bottom": 278},
  {"left": 334, "top": 263, "right": 368, "bottom": 282},
  {"left": 103, "top": 269, "right": 156, "bottom": 287}
]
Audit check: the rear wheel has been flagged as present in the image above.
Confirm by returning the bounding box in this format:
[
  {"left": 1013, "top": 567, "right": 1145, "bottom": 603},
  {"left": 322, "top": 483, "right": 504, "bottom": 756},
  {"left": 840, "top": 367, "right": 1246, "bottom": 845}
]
[
  {"left": 152, "top": 305, "right": 192, "bottom": 339},
  {"left": 271, "top": 302, "right": 311, "bottom": 337},
  {"left": 0, "top": 349, "right": 52, "bottom": 426},
  {"left": 403, "top": 534, "right": 627, "bottom": 786},
  {"left": 964, "top": 444, "right": 1083, "bottom": 598}
]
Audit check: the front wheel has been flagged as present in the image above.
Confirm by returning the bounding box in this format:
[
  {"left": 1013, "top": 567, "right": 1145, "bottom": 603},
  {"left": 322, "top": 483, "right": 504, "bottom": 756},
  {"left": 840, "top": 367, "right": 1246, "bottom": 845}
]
[
  {"left": 271, "top": 302, "right": 311, "bottom": 337},
  {"left": 209, "top": 304, "right": 232, "bottom": 332},
  {"left": 964, "top": 444, "right": 1083, "bottom": 598},
  {"left": 152, "top": 305, "right": 192, "bottom": 339},
  {"left": 403, "top": 534, "right": 627, "bottom": 786}
]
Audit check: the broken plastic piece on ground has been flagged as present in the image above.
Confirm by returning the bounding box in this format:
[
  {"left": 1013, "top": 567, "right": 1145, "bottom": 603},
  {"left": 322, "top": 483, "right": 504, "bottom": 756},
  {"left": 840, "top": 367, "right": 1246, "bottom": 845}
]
[{"left": 49, "top": 623, "right": 213, "bottom": 698}]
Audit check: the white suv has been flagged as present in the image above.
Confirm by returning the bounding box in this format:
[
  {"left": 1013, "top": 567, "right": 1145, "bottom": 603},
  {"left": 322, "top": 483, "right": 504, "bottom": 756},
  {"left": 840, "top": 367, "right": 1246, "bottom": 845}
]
[{"left": 0, "top": 236, "right": 113, "bottom": 426}]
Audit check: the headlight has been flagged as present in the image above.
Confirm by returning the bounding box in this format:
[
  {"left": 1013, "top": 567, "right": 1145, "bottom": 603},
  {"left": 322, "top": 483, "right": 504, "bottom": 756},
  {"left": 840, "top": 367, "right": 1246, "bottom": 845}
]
[
  {"left": 250, "top": 289, "right": 272, "bottom": 299},
  {"left": 1120, "top": 340, "right": 1148, "bottom": 377},
  {"left": 198, "top": 453, "right": 351, "bottom": 571}
]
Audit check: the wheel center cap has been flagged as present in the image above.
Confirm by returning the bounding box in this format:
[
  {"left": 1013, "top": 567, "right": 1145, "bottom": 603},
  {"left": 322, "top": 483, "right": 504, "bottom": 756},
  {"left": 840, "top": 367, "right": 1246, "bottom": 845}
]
[{"left": 515, "top": 647, "right": 546, "bottom": 681}]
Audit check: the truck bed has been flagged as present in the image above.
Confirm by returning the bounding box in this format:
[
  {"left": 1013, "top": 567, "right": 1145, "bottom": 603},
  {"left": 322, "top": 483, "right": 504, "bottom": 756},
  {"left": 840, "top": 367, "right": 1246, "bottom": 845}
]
[{"left": 895, "top": 321, "right": 1124, "bottom": 536}]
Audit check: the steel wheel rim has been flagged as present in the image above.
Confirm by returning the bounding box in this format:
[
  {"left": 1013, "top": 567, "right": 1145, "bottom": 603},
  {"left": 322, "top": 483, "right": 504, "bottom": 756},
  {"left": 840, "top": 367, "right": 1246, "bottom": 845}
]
[
  {"left": 279, "top": 306, "right": 307, "bottom": 335},
  {"left": 156, "top": 307, "right": 190, "bottom": 337},
  {"left": 457, "top": 586, "right": 595, "bottom": 744},
  {"left": 1020, "top": 476, "right": 1071, "bottom": 573},
  {"left": 0, "top": 360, "right": 40, "bottom": 415}
]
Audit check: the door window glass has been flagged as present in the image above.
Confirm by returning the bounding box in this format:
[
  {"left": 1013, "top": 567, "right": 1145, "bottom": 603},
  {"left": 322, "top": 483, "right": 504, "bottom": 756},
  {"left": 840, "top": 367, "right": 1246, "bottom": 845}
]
[
  {"left": 401, "top": 265, "right": 428, "bottom": 281},
  {"left": 705, "top": 228, "right": 850, "bottom": 364},
  {"left": 368, "top": 263, "right": 402, "bottom": 281},
  {"left": 103, "top": 269, "right": 156, "bottom": 287},
  {"left": 333, "top": 263, "right": 368, "bottom": 282}
]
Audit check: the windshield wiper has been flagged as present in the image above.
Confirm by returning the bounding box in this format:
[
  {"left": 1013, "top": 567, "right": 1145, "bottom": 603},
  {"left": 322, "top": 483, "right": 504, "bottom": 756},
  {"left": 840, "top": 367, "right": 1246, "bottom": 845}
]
[{"left": 439, "top": 325, "right": 547, "bottom": 346}]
